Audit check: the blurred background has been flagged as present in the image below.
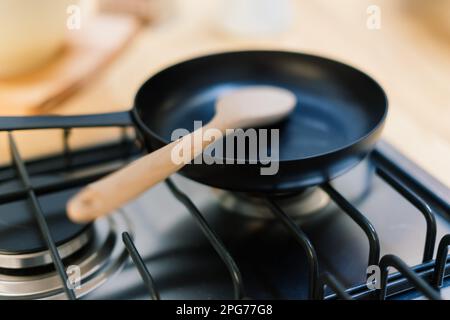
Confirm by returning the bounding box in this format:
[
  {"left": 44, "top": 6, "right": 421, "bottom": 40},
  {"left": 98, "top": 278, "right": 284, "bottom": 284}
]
[{"left": 0, "top": 0, "right": 449, "bottom": 186}]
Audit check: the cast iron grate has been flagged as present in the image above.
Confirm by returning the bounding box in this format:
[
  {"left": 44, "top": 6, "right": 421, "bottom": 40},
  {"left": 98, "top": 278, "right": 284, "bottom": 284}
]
[{"left": 0, "top": 122, "right": 448, "bottom": 300}]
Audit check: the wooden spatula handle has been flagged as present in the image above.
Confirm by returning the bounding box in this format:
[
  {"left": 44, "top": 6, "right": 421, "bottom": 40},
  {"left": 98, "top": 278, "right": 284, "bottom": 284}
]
[{"left": 67, "top": 118, "right": 225, "bottom": 222}]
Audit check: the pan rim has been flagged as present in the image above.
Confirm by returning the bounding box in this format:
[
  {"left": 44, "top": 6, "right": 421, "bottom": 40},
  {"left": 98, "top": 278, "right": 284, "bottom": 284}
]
[{"left": 132, "top": 49, "right": 389, "bottom": 164}]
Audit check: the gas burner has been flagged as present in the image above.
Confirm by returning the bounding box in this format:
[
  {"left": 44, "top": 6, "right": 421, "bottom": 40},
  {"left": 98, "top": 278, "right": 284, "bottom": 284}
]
[
  {"left": 0, "top": 226, "right": 93, "bottom": 270},
  {"left": 0, "top": 188, "right": 131, "bottom": 299},
  {"left": 0, "top": 192, "right": 93, "bottom": 268},
  {"left": 215, "top": 187, "right": 330, "bottom": 220},
  {"left": 0, "top": 213, "right": 130, "bottom": 299}
]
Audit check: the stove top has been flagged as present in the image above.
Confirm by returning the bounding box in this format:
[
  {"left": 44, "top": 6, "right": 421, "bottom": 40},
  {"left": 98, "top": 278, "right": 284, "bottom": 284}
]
[{"left": 0, "top": 128, "right": 448, "bottom": 300}]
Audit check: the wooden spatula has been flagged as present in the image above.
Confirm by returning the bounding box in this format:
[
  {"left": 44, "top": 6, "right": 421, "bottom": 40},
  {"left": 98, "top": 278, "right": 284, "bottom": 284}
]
[{"left": 67, "top": 86, "right": 296, "bottom": 223}]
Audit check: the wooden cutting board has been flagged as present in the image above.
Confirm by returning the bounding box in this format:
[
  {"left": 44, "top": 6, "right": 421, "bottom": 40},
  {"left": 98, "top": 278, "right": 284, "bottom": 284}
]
[{"left": 0, "top": 14, "right": 140, "bottom": 115}]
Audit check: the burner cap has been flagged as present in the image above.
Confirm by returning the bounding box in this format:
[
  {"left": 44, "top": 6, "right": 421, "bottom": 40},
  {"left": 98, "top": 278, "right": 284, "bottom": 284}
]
[
  {"left": 215, "top": 187, "right": 330, "bottom": 220},
  {"left": 0, "top": 189, "right": 91, "bottom": 260},
  {"left": 0, "top": 208, "right": 130, "bottom": 299}
]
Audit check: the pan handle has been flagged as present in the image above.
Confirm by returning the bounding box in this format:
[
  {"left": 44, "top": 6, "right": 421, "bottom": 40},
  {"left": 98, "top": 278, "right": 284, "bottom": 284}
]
[{"left": 0, "top": 111, "right": 133, "bottom": 131}]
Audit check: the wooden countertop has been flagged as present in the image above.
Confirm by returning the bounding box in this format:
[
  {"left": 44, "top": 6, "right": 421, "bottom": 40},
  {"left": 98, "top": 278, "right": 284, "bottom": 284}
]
[{"left": 1, "top": 0, "right": 449, "bottom": 187}]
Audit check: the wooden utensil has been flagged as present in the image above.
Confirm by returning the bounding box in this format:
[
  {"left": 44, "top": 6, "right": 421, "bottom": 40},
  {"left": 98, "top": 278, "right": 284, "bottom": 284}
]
[
  {"left": 67, "top": 86, "right": 296, "bottom": 222},
  {"left": 98, "top": 0, "right": 173, "bottom": 23},
  {"left": 0, "top": 15, "right": 139, "bottom": 115}
]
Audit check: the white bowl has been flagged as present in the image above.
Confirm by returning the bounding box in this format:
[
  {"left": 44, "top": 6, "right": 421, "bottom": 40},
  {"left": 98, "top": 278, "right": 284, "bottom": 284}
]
[{"left": 0, "top": 0, "right": 77, "bottom": 78}]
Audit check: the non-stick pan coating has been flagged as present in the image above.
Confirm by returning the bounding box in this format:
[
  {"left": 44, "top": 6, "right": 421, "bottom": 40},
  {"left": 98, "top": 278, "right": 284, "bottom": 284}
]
[{"left": 133, "top": 51, "right": 388, "bottom": 192}]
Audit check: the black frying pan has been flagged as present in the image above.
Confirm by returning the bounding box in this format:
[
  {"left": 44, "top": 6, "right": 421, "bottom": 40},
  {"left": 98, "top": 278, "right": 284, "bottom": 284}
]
[{"left": 0, "top": 51, "right": 388, "bottom": 193}]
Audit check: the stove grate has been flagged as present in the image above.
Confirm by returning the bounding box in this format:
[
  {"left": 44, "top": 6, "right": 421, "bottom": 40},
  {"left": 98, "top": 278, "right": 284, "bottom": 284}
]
[
  {"left": 0, "top": 122, "right": 448, "bottom": 300},
  {"left": 6, "top": 133, "right": 76, "bottom": 300},
  {"left": 375, "top": 166, "right": 436, "bottom": 262}
]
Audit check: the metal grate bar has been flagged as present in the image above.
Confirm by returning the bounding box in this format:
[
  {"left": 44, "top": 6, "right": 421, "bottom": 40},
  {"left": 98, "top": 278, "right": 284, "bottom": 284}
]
[
  {"left": 321, "top": 273, "right": 352, "bottom": 300},
  {"left": 322, "top": 183, "right": 380, "bottom": 266},
  {"left": 372, "top": 148, "right": 450, "bottom": 214},
  {"left": 0, "top": 140, "right": 141, "bottom": 205},
  {"left": 433, "top": 234, "right": 450, "bottom": 288},
  {"left": 378, "top": 254, "right": 441, "bottom": 300},
  {"left": 120, "top": 127, "right": 130, "bottom": 156},
  {"left": 7, "top": 133, "right": 76, "bottom": 300},
  {"left": 166, "top": 179, "right": 246, "bottom": 300},
  {"left": 0, "top": 165, "right": 126, "bottom": 205},
  {"left": 376, "top": 167, "right": 437, "bottom": 262},
  {"left": 0, "top": 139, "right": 139, "bottom": 183},
  {"left": 63, "top": 129, "right": 72, "bottom": 169},
  {"left": 122, "top": 232, "right": 160, "bottom": 300},
  {"left": 265, "top": 198, "right": 320, "bottom": 299}
]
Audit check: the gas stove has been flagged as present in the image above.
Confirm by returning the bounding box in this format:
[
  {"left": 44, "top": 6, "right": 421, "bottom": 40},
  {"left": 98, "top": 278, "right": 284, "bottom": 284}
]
[{"left": 0, "top": 126, "right": 448, "bottom": 300}]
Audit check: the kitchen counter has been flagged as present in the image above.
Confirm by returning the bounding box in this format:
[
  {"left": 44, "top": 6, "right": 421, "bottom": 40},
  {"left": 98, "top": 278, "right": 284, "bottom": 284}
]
[{"left": 1, "top": 0, "right": 449, "bottom": 187}]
